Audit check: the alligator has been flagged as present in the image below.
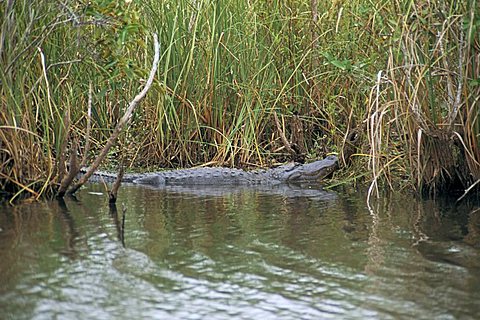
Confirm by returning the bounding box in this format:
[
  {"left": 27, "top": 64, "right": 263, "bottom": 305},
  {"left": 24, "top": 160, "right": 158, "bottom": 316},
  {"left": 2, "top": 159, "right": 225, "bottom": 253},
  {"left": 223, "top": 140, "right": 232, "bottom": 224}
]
[{"left": 84, "top": 155, "right": 338, "bottom": 186}]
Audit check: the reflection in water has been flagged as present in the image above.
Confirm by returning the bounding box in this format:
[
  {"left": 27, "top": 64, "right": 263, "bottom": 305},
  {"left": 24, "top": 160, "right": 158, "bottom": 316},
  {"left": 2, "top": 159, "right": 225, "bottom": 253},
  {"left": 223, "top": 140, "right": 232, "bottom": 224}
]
[
  {"left": 109, "top": 203, "right": 126, "bottom": 248},
  {"left": 55, "top": 198, "right": 81, "bottom": 259},
  {"left": 364, "top": 199, "right": 384, "bottom": 275},
  {"left": 0, "top": 185, "right": 479, "bottom": 319},
  {"left": 465, "top": 208, "right": 480, "bottom": 247},
  {"left": 412, "top": 197, "right": 480, "bottom": 269}
]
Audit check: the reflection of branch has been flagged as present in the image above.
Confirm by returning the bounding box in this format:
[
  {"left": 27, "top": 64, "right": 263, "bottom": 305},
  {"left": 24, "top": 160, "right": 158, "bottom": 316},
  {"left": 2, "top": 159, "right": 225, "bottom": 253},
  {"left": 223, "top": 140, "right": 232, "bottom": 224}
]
[
  {"left": 56, "top": 198, "right": 80, "bottom": 259},
  {"left": 412, "top": 200, "right": 429, "bottom": 246},
  {"left": 122, "top": 205, "right": 126, "bottom": 247},
  {"left": 109, "top": 203, "right": 126, "bottom": 248},
  {"left": 67, "top": 33, "right": 160, "bottom": 195},
  {"left": 464, "top": 208, "right": 480, "bottom": 247}
]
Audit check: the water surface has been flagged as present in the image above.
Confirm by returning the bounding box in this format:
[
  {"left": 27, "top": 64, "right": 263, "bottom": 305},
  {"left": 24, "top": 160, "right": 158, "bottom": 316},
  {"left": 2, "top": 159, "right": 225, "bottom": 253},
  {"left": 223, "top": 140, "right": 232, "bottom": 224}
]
[{"left": 0, "top": 184, "right": 479, "bottom": 319}]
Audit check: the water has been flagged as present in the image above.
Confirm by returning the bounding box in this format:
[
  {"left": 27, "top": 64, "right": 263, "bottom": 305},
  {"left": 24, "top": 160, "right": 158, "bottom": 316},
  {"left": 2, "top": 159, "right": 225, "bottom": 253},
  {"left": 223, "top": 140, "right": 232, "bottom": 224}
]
[{"left": 0, "top": 184, "right": 479, "bottom": 319}]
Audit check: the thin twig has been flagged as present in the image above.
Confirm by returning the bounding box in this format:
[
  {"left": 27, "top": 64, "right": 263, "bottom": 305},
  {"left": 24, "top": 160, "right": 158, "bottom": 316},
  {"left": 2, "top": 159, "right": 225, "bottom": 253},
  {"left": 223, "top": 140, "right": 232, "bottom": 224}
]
[
  {"left": 38, "top": 47, "right": 54, "bottom": 120},
  {"left": 57, "top": 106, "right": 70, "bottom": 184},
  {"left": 27, "top": 59, "right": 82, "bottom": 97},
  {"left": 188, "top": 0, "right": 199, "bottom": 32},
  {"left": 6, "top": 17, "right": 75, "bottom": 73},
  {"left": 37, "top": 47, "right": 55, "bottom": 191},
  {"left": 80, "top": 82, "right": 93, "bottom": 167},
  {"left": 366, "top": 70, "right": 383, "bottom": 203},
  {"left": 311, "top": 0, "right": 318, "bottom": 51},
  {"left": 400, "top": 42, "right": 427, "bottom": 128},
  {"left": 437, "top": 28, "right": 455, "bottom": 111},
  {"left": 273, "top": 112, "right": 295, "bottom": 155},
  {"left": 457, "top": 179, "right": 480, "bottom": 203},
  {"left": 335, "top": 6, "right": 343, "bottom": 34}
]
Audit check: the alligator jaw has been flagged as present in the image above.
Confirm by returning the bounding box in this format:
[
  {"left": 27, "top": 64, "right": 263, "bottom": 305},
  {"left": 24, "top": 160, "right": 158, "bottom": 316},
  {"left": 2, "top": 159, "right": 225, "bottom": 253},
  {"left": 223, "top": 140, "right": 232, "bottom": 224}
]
[{"left": 284, "top": 155, "right": 338, "bottom": 183}]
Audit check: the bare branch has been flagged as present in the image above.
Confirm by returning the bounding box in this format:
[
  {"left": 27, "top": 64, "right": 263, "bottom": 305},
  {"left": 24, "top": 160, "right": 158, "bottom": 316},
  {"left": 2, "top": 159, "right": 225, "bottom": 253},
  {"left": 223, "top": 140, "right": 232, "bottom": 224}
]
[
  {"left": 457, "top": 179, "right": 480, "bottom": 203},
  {"left": 109, "top": 166, "right": 125, "bottom": 204},
  {"left": 57, "top": 139, "right": 79, "bottom": 197},
  {"left": 67, "top": 33, "right": 160, "bottom": 195},
  {"left": 273, "top": 112, "right": 295, "bottom": 155}
]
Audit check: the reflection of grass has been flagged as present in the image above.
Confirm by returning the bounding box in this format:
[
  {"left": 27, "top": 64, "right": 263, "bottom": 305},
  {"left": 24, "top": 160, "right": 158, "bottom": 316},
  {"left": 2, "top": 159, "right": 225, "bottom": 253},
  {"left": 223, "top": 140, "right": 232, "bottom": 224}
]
[{"left": 0, "top": 0, "right": 478, "bottom": 200}]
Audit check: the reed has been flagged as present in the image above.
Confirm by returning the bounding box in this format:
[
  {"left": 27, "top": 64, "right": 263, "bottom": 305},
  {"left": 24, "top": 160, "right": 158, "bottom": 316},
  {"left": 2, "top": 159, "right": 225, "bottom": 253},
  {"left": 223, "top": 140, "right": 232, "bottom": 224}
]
[
  {"left": 365, "top": 0, "right": 479, "bottom": 198},
  {"left": 0, "top": 0, "right": 477, "bottom": 201}
]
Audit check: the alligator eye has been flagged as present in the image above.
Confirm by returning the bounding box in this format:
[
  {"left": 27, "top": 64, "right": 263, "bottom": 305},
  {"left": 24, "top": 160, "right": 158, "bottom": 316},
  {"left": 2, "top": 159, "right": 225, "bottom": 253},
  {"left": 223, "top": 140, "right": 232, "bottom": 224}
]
[
  {"left": 287, "top": 172, "right": 301, "bottom": 180},
  {"left": 284, "top": 164, "right": 301, "bottom": 172}
]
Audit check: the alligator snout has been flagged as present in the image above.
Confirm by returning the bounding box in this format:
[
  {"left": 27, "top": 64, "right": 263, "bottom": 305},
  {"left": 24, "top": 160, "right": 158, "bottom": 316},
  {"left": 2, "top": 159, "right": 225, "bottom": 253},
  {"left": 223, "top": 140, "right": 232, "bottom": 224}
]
[{"left": 285, "top": 155, "right": 338, "bottom": 182}]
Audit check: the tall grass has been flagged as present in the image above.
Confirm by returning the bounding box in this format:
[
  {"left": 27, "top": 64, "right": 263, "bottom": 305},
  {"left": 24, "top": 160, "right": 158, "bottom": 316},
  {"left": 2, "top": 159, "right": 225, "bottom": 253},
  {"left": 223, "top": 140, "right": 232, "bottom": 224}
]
[
  {"left": 0, "top": 0, "right": 478, "bottom": 201},
  {"left": 366, "top": 0, "right": 479, "bottom": 197},
  {"left": 135, "top": 0, "right": 386, "bottom": 168}
]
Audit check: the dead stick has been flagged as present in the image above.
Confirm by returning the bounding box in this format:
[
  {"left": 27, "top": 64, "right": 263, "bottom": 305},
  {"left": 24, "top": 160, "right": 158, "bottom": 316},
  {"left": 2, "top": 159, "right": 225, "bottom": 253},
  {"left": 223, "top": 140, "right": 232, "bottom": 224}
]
[
  {"left": 57, "top": 107, "right": 70, "bottom": 183},
  {"left": 67, "top": 33, "right": 160, "bottom": 195},
  {"left": 57, "top": 139, "right": 79, "bottom": 197},
  {"left": 109, "top": 166, "right": 124, "bottom": 204},
  {"left": 273, "top": 112, "right": 295, "bottom": 155}
]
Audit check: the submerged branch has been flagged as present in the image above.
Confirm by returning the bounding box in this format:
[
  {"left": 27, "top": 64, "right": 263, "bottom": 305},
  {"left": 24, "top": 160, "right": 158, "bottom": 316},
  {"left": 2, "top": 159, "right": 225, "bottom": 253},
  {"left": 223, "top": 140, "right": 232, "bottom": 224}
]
[{"left": 109, "top": 166, "right": 124, "bottom": 204}]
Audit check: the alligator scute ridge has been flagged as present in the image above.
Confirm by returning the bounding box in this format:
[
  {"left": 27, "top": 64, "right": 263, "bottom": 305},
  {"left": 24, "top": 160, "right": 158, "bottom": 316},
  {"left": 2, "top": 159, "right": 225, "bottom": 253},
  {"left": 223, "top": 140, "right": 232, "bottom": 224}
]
[{"left": 82, "top": 155, "right": 338, "bottom": 186}]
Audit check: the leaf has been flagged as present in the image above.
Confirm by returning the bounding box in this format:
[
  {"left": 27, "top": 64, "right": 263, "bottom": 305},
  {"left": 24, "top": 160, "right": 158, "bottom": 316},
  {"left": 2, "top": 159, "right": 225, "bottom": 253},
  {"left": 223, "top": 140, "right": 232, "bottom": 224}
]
[
  {"left": 321, "top": 52, "right": 352, "bottom": 71},
  {"left": 330, "top": 59, "right": 352, "bottom": 71},
  {"left": 470, "top": 79, "right": 480, "bottom": 86}
]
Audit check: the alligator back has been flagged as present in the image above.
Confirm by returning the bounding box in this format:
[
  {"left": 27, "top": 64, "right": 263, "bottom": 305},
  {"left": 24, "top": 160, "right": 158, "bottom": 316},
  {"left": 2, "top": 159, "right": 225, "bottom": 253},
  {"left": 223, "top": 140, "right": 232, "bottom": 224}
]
[
  {"left": 82, "top": 167, "right": 275, "bottom": 185},
  {"left": 129, "top": 167, "right": 274, "bottom": 185}
]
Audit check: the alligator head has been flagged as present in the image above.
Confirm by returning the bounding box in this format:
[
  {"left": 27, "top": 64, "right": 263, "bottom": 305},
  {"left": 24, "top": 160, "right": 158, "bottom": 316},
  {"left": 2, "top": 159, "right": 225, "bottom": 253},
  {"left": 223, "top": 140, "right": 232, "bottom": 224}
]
[{"left": 272, "top": 155, "right": 338, "bottom": 183}]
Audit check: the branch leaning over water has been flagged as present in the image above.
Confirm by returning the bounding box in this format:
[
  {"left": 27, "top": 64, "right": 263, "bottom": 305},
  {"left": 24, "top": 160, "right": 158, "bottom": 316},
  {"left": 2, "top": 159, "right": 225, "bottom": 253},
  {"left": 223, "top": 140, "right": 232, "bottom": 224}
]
[{"left": 66, "top": 33, "right": 160, "bottom": 195}]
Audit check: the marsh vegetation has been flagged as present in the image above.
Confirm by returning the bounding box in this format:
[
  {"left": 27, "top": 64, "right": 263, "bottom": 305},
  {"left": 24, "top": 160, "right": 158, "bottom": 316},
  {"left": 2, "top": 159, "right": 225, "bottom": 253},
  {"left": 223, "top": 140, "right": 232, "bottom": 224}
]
[{"left": 0, "top": 0, "right": 478, "bottom": 202}]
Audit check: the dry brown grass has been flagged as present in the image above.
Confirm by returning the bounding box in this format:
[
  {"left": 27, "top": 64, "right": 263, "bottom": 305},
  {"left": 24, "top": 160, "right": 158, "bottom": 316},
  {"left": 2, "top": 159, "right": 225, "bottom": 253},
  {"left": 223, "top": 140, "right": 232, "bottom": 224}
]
[{"left": 365, "top": 0, "right": 479, "bottom": 199}]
